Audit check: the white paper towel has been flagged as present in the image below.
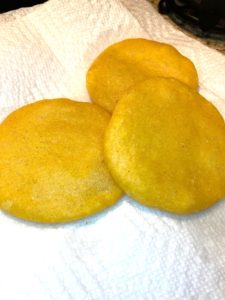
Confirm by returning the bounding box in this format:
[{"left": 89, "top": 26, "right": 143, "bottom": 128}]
[{"left": 0, "top": 1, "right": 225, "bottom": 299}]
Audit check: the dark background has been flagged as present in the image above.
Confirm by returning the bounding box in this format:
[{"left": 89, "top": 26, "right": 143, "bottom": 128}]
[{"left": 0, "top": 0, "right": 47, "bottom": 13}]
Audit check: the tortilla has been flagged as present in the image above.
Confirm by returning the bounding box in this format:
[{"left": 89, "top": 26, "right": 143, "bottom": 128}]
[
  {"left": 104, "top": 78, "right": 225, "bottom": 214},
  {"left": 0, "top": 99, "right": 122, "bottom": 223},
  {"left": 87, "top": 38, "right": 198, "bottom": 112}
]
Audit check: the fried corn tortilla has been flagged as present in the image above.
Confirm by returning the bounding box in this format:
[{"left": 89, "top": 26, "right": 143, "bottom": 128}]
[
  {"left": 87, "top": 38, "right": 199, "bottom": 112},
  {"left": 104, "top": 78, "right": 225, "bottom": 214},
  {"left": 0, "top": 99, "right": 122, "bottom": 223}
]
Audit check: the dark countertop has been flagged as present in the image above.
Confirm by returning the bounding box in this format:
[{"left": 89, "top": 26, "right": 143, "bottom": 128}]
[{"left": 149, "top": 0, "right": 225, "bottom": 55}]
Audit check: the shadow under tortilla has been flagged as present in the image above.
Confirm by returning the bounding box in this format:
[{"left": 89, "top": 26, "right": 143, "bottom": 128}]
[
  {"left": 0, "top": 198, "right": 125, "bottom": 229},
  {"left": 126, "top": 196, "right": 225, "bottom": 222},
  {"left": 1, "top": 195, "right": 225, "bottom": 228}
]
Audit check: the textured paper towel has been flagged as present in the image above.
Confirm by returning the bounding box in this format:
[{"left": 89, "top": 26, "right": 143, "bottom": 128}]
[{"left": 0, "top": 0, "right": 225, "bottom": 299}]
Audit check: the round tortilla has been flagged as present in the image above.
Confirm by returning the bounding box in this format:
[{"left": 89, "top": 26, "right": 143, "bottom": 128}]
[
  {"left": 104, "top": 78, "right": 225, "bottom": 214},
  {"left": 87, "top": 38, "right": 199, "bottom": 112},
  {"left": 0, "top": 99, "right": 122, "bottom": 223}
]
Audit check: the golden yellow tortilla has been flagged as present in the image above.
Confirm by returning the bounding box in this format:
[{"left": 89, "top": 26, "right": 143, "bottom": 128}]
[
  {"left": 104, "top": 78, "right": 225, "bottom": 214},
  {"left": 87, "top": 38, "right": 199, "bottom": 112},
  {"left": 0, "top": 99, "right": 122, "bottom": 223}
]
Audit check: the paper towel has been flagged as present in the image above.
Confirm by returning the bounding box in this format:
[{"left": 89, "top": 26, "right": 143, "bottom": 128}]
[{"left": 0, "top": 0, "right": 225, "bottom": 299}]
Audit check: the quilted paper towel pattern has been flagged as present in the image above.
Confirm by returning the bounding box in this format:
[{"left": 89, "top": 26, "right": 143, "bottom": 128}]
[{"left": 0, "top": 0, "right": 225, "bottom": 299}]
